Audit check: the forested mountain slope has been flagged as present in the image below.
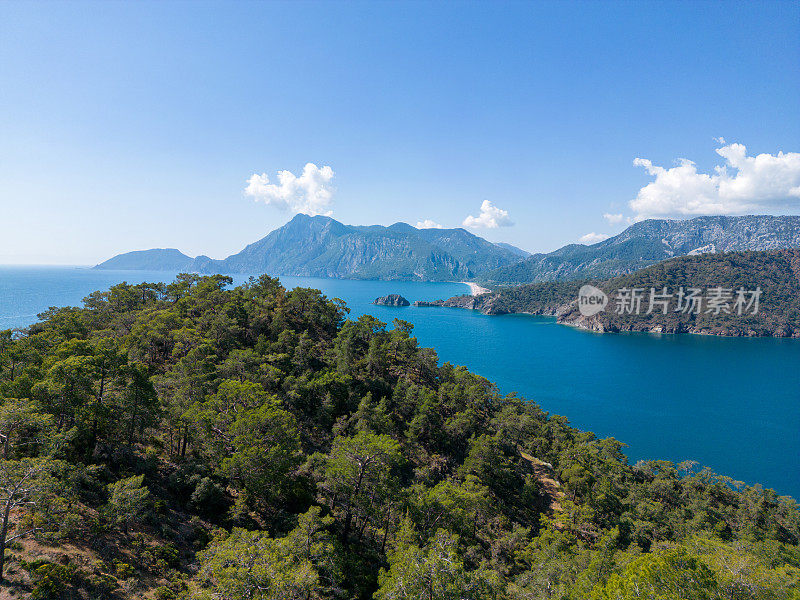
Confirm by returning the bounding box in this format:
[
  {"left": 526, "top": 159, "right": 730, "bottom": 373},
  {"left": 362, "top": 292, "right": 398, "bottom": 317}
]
[
  {"left": 429, "top": 249, "right": 800, "bottom": 337},
  {"left": 0, "top": 275, "right": 797, "bottom": 599}
]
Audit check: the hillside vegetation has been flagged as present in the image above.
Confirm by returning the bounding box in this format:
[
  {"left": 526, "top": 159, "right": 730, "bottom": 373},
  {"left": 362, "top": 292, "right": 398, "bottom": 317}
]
[
  {"left": 0, "top": 274, "right": 797, "bottom": 599},
  {"left": 437, "top": 249, "right": 800, "bottom": 337}
]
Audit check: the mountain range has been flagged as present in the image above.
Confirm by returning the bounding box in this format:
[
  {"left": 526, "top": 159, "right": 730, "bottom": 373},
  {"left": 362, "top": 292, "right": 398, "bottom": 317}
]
[
  {"left": 97, "top": 214, "right": 800, "bottom": 283},
  {"left": 479, "top": 215, "right": 800, "bottom": 284},
  {"left": 96, "top": 214, "right": 526, "bottom": 281}
]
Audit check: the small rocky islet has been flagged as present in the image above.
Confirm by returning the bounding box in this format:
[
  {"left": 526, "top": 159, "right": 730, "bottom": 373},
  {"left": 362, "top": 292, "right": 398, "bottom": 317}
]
[{"left": 372, "top": 293, "right": 410, "bottom": 306}]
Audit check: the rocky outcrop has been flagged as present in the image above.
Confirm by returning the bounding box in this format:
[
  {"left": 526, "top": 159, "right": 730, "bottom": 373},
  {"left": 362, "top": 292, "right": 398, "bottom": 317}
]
[
  {"left": 413, "top": 293, "right": 508, "bottom": 313},
  {"left": 373, "top": 294, "right": 410, "bottom": 307}
]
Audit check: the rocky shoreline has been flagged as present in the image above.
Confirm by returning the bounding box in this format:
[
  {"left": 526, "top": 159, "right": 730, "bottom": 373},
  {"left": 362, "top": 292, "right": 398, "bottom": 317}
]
[
  {"left": 414, "top": 291, "right": 800, "bottom": 338},
  {"left": 412, "top": 250, "right": 800, "bottom": 338}
]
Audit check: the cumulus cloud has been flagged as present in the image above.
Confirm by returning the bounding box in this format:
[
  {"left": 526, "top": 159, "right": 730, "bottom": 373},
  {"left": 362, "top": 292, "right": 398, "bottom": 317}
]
[
  {"left": 631, "top": 142, "right": 800, "bottom": 220},
  {"left": 417, "top": 219, "right": 443, "bottom": 229},
  {"left": 579, "top": 232, "right": 610, "bottom": 244},
  {"left": 462, "top": 200, "right": 513, "bottom": 229},
  {"left": 245, "top": 163, "right": 335, "bottom": 216},
  {"left": 603, "top": 212, "right": 625, "bottom": 224}
]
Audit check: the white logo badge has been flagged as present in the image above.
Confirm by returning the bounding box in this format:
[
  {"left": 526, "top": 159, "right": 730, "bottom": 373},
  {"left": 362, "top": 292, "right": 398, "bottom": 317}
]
[{"left": 578, "top": 285, "right": 607, "bottom": 316}]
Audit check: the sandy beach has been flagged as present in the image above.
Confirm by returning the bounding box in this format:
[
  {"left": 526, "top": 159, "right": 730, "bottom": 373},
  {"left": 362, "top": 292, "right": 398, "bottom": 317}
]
[{"left": 462, "top": 281, "right": 491, "bottom": 295}]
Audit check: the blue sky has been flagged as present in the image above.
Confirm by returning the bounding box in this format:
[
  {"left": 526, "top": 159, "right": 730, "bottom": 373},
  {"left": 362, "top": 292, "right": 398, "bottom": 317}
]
[{"left": 1, "top": 0, "right": 798, "bottom": 264}]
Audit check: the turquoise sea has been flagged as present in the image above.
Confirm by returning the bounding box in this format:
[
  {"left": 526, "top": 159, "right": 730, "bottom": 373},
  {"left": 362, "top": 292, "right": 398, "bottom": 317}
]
[{"left": 1, "top": 266, "right": 799, "bottom": 499}]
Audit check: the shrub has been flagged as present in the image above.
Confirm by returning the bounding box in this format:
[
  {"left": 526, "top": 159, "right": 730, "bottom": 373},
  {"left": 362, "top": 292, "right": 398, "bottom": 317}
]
[
  {"left": 20, "top": 558, "right": 52, "bottom": 574},
  {"left": 113, "top": 560, "right": 136, "bottom": 578},
  {"left": 30, "top": 563, "right": 77, "bottom": 600},
  {"left": 154, "top": 543, "right": 180, "bottom": 568},
  {"left": 190, "top": 477, "right": 228, "bottom": 517},
  {"left": 154, "top": 586, "right": 178, "bottom": 600},
  {"left": 87, "top": 572, "right": 119, "bottom": 598},
  {"left": 105, "top": 474, "right": 151, "bottom": 533}
]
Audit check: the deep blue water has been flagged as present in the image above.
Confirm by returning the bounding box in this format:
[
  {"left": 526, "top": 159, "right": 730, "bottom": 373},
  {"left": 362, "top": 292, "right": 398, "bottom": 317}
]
[{"left": 1, "top": 266, "right": 799, "bottom": 499}]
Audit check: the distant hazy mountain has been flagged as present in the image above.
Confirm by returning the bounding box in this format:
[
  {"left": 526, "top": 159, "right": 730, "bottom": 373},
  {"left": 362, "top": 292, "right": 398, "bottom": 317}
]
[
  {"left": 96, "top": 214, "right": 524, "bottom": 281},
  {"left": 95, "top": 248, "right": 195, "bottom": 271},
  {"left": 480, "top": 215, "right": 800, "bottom": 284}
]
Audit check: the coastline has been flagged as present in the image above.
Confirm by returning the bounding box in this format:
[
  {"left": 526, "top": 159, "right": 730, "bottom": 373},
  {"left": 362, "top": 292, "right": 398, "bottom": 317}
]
[{"left": 461, "top": 281, "right": 490, "bottom": 296}]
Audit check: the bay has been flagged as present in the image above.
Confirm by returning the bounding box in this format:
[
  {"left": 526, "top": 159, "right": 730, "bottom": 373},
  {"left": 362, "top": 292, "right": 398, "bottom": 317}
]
[{"left": 1, "top": 266, "right": 798, "bottom": 499}]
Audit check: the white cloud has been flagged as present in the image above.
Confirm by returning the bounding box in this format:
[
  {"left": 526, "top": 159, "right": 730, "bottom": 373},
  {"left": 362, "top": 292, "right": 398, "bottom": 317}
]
[
  {"left": 462, "top": 200, "right": 513, "bottom": 229},
  {"left": 603, "top": 212, "right": 625, "bottom": 224},
  {"left": 631, "top": 142, "right": 800, "bottom": 220},
  {"left": 579, "top": 232, "right": 610, "bottom": 244},
  {"left": 417, "top": 219, "right": 443, "bottom": 229},
  {"left": 245, "top": 163, "right": 335, "bottom": 216}
]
